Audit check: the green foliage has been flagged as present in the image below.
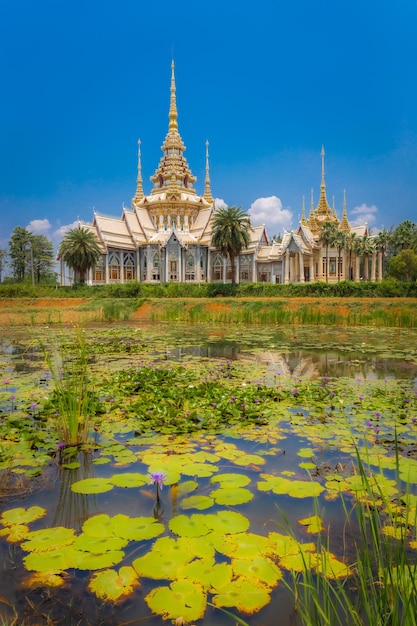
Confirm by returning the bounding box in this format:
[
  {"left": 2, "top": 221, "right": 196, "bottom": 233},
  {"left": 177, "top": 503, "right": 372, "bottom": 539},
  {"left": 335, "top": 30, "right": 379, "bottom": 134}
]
[
  {"left": 58, "top": 227, "right": 102, "bottom": 282},
  {"left": 211, "top": 206, "right": 251, "bottom": 286},
  {"left": 389, "top": 249, "right": 417, "bottom": 282},
  {"left": 41, "top": 330, "right": 101, "bottom": 446}
]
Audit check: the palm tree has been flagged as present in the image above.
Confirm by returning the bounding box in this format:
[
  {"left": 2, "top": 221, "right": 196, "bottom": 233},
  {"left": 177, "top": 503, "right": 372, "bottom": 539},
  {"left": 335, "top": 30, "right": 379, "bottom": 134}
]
[
  {"left": 319, "top": 221, "right": 338, "bottom": 282},
  {"left": 58, "top": 227, "right": 102, "bottom": 284},
  {"left": 392, "top": 220, "right": 417, "bottom": 253},
  {"left": 211, "top": 206, "right": 251, "bottom": 286},
  {"left": 374, "top": 229, "right": 392, "bottom": 279},
  {"left": 330, "top": 229, "right": 346, "bottom": 282},
  {"left": 345, "top": 232, "right": 357, "bottom": 280},
  {"left": 354, "top": 235, "right": 374, "bottom": 280}
]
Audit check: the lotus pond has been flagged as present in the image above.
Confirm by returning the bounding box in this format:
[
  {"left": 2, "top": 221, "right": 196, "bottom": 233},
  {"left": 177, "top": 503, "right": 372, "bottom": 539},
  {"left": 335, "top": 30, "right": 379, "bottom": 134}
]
[{"left": 1, "top": 322, "right": 417, "bottom": 626}]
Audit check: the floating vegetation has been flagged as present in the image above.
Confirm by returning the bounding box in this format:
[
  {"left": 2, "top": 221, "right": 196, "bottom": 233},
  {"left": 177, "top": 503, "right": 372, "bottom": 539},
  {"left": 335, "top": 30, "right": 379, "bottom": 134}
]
[{"left": 0, "top": 322, "right": 416, "bottom": 624}]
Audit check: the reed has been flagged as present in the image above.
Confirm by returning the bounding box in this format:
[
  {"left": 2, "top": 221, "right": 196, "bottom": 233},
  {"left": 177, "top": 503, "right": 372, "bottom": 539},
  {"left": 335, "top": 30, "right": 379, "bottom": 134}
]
[
  {"left": 42, "top": 329, "right": 95, "bottom": 447},
  {"left": 286, "top": 443, "right": 417, "bottom": 626}
]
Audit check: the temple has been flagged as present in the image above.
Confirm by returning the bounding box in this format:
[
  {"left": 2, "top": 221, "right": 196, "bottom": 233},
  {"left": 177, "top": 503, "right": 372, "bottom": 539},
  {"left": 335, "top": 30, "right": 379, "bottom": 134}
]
[{"left": 60, "top": 63, "right": 383, "bottom": 286}]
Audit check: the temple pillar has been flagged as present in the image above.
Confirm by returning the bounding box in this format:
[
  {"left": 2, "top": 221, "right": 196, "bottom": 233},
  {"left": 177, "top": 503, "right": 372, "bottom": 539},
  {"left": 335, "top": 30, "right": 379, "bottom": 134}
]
[
  {"left": 105, "top": 254, "right": 110, "bottom": 284},
  {"left": 378, "top": 251, "right": 383, "bottom": 282},
  {"left": 309, "top": 256, "right": 314, "bottom": 282},
  {"left": 284, "top": 253, "right": 290, "bottom": 284},
  {"left": 355, "top": 255, "right": 360, "bottom": 281},
  {"left": 299, "top": 253, "right": 304, "bottom": 283},
  {"left": 371, "top": 251, "right": 376, "bottom": 282}
]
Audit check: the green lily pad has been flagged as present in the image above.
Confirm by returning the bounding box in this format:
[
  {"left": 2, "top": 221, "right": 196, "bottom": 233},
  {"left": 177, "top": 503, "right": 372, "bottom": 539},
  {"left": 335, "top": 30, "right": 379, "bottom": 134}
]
[
  {"left": 212, "top": 576, "right": 271, "bottom": 614},
  {"left": 21, "top": 527, "right": 76, "bottom": 553},
  {"left": 298, "top": 515, "right": 324, "bottom": 534},
  {"left": 133, "top": 538, "right": 194, "bottom": 580},
  {"left": 258, "top": 474, "right": 325, "bottom": 498},
  {"left": 1, "top": 506, "right": 47, "bottom": 527},
  {"left": 181, "top": 462, "right": 218, "bottom": 477},
  {"left": 72, "top": 549, "right": 125, "bottom": 571},
  {"left": 181, "top": 495, "right": 214, "bottom": 510},
  {"left": 111, "top": 515, "right": 165, "bottom": 541},
  {"left": 204, "top": 511, "right": 250, "bottom": 535},
  {"left": 2, "top": 524, "right": 30, "bottom": 543},
  {"left": 169, "top": 514, "right": 211, "bottom": 538},
  {"left": 71, "top": 478, "right": 114, "bottom": 495},
  {"left": 218, "top": 532, "right": 270, "bottom": 559},
  {"left": 24, "top": 549, "right": 72, "bottom": 572},
  {"left": 145, "top": 579, "right": 206, "bottom": 622},
  {"left": 211, "top": 487, "right": 253, "bottom": 506},
  {"left": 210, "top": 473, "right": 251, "bottom": 488},
  {"left": 88, "top": 566, "right": 139, "bottom": 602},
  {"left": 73, "top": 534, "right": 128, "bottom": 553},
  {"left": 110, "top": 472, "right": 149, "bottom": 488},
  {"left": 232, "top": 556, "right": 283, "bottom": 586},
  {"left": 82, "top": 514, "right": 115, "bottom": 538}
]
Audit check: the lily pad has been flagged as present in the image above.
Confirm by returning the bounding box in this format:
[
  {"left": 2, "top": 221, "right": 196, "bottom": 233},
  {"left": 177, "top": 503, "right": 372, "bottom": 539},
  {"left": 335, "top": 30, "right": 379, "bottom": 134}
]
[
  {"left": 89, "top": 566, "right": 139, "bottom": 602},
  {"left": 1, "top": 506, "right": 46, "bottom": 527},
  {"left": 21, "top": 527, "right": 76, "bottom": 553},
  {"left": 204, "top": 510, "right": 250, "bottom": 535},
  {"left": 212, "top": 576, "right": 271, "bottom": 614},
  {"left": 145, "top": 579, "right": 206, "bottom": 622},
  {"left": 71, "top": 478, "right": 114, "bottom": 495},
  {"left": 210, "top": 473, "right": 251, "bottom": 488},
  {"left": 232, "top": 556, "right": 283, "bottom": 586},
  {"left": 181, "top": 495, "right": 214, "bottom": 510},
  {"left": 133, "top": 538, "right": 194, "bottom": 580},
  {"left": 211, "top": 487, "right": 253, "bottom": 506},
  {"left": 169, "top": 514, "right": 211, "bottom": 538},
  {"left": 110, "top": 472, "right": 149, "bottom": 488}
]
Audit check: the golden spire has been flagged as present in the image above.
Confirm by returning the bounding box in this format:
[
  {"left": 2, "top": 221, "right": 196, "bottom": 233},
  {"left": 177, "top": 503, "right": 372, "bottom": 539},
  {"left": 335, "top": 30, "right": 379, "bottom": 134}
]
[
  {"left": 339, "top": 189, "right": 350, "bottom": 232},
  {"left": 203, "top": 140, "right": 214, "bottom": 204},
  {"left": 169, "top": 60, "right": 178, "bottom": 132},
  {"left": 301, "top": 195, "right": 306, "bottom": 225},
  {"left": 315, "top": 145, "right": 333, "bottom": 220},
  {"left": 150, "top": 61, "right": 197, "bottom": 195},
  {"left": 133, "top": 138, "right": 144, "bottom": 204},
  {"left": 307, "top": 188, "right": 318, "bottom": 231}
]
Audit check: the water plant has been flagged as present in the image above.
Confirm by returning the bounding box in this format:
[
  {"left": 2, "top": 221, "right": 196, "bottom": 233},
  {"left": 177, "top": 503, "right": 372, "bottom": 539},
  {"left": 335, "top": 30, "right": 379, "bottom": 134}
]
[{"left": 41, "top": 329, "right": 98, "bottom": 447}]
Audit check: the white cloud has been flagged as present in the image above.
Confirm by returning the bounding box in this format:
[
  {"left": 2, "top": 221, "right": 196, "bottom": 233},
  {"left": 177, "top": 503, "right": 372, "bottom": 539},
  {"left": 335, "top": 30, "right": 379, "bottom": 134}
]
[
  {"left": 26, "top": 218, "right": 51, "bottom": 234},
  {"left": 53, "top": 221, "right": 79, "bottom": 239},
  {"left": 248, "top": 196, "right": 293, "bottom": 234},
  {"left": 350, "top": 203, "right": 378, "bottom": 227},
  {"left": 214, "top": 197, "right": 228, "bottom": 209}
]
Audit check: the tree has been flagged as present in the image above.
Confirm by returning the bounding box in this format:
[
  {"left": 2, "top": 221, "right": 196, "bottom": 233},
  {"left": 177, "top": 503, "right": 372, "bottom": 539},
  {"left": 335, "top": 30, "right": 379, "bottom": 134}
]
[
  {"left": 319, "top": 221, "right": 338, "bottom": 282},
  {"left": 374, "top": 228, "right": 393, "bottom": 279},
  {"left": 345, "top": 232, "right": 357, "bottom": 281},
  {"left": 354, "top": 235, "right": 374, "bottom": 280},
  {"left": 8, "top": 227, "right": 32, "bottom": 282},
  {"left": 58, "top": 227, "right": 102, "bottom": 284},
  {"left": 329, "top": 229, "right": 346, "bottom": 282},
  {"left": 211, "top": 206, "right": 251, "bottom": 286},
  {"left": 31, "top": 234, "right": 56, "bottom": 284},
  {"left": 389, "top": 249, "right": 417, "bottom": 282},
  {"left": 0, "top": 249, "right": 8, "bottom": 283},
  {"left": 392, "top": 220, "right": 417, "bottom": 254}
]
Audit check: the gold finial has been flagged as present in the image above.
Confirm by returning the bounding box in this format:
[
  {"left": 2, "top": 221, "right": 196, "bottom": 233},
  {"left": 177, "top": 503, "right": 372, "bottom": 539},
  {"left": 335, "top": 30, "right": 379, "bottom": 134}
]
[
  {"left": 203, "top": 140, "right": 213, "bottom": 204},
  {"left": 301, "top": 195, "right": 306, "bottom": 224},
  {"left": 339, "top": 188, "right": 350, "bottom": 231},
  {"left": 169, "top": 60, "right": 178, "bottom": 132},
  {"left": 307, "top": 188, "right": 318, "bottom": 231},
  {"left": 133, "top": 138, "right": 144, "bottom": 203},
  {"left": 315, "top": 144, "right": 332, "bottom": 220}
]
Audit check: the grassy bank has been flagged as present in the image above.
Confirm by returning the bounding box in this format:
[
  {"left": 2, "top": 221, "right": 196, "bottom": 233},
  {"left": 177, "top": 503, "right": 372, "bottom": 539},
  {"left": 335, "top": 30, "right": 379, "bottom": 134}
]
[{"left": 0, "top": 296, "right": 416, "bottom": 327}]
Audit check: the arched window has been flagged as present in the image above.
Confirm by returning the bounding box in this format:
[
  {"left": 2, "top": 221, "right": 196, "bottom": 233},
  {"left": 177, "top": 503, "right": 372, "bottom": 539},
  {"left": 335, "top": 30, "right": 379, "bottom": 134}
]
[
  {"left": 108, "top": 251, "right": 121, "bottom": 281},
  {"left": 123, "top": 252, "right": 136, "bottom": 281},
  {"left": 212, "top": 253, "right": 223, "bottom": 281},
  {"left": 185, "top": 252, "right": 195, "bottom": 281},
  {"left": 152, "top": 252, "right": 160, "bottom": 281},
  {"left": 93, "top": 255, "right": 105, "bottom": 283}
]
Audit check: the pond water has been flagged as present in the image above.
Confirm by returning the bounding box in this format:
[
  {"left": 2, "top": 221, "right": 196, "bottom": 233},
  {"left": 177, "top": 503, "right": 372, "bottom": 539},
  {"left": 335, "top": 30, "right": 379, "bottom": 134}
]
[{"left": 0, "top": 323, "right": 416, "bottom": 625}]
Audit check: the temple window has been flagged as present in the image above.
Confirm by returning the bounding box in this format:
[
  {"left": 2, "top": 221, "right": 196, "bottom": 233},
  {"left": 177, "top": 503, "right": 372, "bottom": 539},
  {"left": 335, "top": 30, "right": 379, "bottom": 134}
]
[
  {"left": 123, "top": 252, "right": 136, "bottom": 281},
  {"left": 329, "top": 257, "right": 336, "bottom": 276},
  {"left": 212, "top": 253, "right": 223, "bottom": 281},
  {"left": 109, "top": 251, "right": 121, "bottom": 281}
]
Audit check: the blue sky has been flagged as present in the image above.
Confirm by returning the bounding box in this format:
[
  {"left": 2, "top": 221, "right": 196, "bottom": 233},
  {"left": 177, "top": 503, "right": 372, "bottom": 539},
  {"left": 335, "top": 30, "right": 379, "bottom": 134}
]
[{"left": 1, "top": 0, "right": 416, "bottom": 252}]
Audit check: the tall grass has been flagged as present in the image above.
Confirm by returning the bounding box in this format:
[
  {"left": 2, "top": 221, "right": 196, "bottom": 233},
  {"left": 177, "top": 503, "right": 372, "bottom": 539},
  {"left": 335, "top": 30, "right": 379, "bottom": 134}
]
[
  {"left": 42, "top": 330, "right": 95, "bottom": 446},
  {"left": 287, "top": 444, "right": 417, "bottom": 626}
]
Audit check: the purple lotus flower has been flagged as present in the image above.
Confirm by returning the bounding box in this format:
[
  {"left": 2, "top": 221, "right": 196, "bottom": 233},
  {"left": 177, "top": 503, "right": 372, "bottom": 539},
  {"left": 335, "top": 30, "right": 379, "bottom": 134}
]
[{"left": 149, "top": 471, "right": 165, "bottom": 490}]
